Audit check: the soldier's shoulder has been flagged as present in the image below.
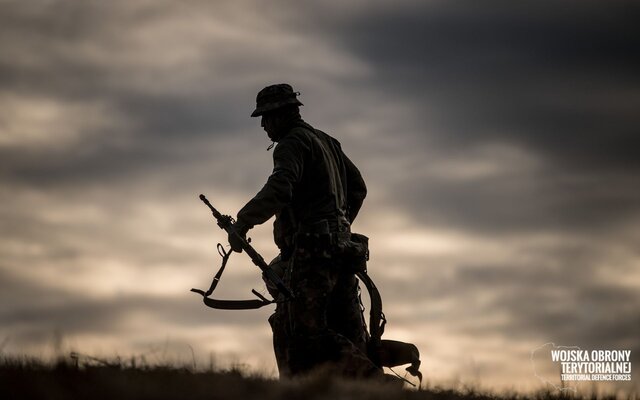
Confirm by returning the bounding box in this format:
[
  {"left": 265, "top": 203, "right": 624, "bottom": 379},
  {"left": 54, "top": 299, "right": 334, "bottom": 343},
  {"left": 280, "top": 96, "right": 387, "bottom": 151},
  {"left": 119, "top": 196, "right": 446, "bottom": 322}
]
[
  {"left": 312, "top": 127, "right": 343, "bottom": 150},
  {"left": 288, "top": 126, "right": 314, "bottom": 138},
  {"left": 280, "top": 121, "right": 341, "bottom": 150},
  {"left": 274, "top": 127, "right": 312, "bottom": 155},
  {"left": 281, "top": 123, "right": 315, "bottom": 145},
  {"left": 290, "top": 120, "right": 316, "bottom": 135}
]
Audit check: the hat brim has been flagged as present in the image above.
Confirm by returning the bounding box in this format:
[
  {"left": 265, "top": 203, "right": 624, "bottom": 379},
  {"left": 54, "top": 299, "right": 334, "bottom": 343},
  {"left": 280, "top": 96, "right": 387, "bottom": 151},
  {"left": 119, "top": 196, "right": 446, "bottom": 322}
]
[{"left": 251, "top": 99, "right": 303, "bottom": 117}]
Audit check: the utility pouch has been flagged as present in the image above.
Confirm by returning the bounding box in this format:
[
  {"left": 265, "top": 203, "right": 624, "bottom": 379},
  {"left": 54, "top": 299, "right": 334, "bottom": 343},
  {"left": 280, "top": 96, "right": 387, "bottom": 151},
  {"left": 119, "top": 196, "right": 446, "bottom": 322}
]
[
  {"left": 366, "top": 339, "right": 422, "bottom": 384},
  {"left": 295, "top": 232, "right": 333, "bottom": 258},
  {"left": 378, "top": 340, "right": 421, "bottom": 379},
  {"left": 336, "top": 232, "right": 369, "bottom": 273},
  {"left": 294, "top": 220, "right": 333, "bottom": 259}
]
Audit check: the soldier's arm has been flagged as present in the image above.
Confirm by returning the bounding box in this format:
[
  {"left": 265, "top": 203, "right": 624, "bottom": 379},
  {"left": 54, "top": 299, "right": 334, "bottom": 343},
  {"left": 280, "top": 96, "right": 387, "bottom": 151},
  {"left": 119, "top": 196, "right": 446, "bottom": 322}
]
[
  {"left": 344, "top": 153, "right": 367, "bottom": 223},
  {"left": 236, "top": 133, "right": 308, "bottom": 229}
]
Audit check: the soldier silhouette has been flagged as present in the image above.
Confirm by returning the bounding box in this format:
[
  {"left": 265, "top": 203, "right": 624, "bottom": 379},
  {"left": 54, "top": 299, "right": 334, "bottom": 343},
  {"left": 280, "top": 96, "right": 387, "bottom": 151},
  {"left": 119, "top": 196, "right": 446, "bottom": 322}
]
[{"left": 228, "top": 83, "right": 381, "bottom": 378}]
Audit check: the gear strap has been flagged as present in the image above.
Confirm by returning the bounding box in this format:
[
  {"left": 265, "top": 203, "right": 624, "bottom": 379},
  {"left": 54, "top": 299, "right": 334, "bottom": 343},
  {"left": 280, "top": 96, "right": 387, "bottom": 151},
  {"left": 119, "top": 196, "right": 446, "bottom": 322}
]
[
  {"left": 191, "top": 243, "right": 274, "bottom": 310},
  {"left": 356, "top": 271, "right": 386, "bottom": 344},
  {"left": 356, "top": 271, "right": 422, "bottom": 385}
]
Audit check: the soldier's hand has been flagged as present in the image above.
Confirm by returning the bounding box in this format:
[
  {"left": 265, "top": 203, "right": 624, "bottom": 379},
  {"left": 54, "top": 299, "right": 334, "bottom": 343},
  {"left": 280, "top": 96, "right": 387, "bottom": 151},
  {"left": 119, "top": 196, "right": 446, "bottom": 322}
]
[{"left": 228, "top": 222, "right": 249, "bottom": 253}]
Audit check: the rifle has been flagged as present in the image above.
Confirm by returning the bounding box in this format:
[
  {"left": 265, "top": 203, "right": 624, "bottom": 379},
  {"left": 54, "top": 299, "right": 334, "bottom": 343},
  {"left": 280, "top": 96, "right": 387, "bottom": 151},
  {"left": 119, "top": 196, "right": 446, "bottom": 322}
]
[{"left": 191, "top": 194, "right": 294, "bottom": 310}]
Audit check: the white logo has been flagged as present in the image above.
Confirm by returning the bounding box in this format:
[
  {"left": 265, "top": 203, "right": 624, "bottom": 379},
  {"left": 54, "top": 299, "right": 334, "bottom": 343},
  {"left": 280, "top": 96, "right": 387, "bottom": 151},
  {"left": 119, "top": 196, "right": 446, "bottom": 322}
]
[{"left": 531, "top": 343, "right": 632, "bottom": 391}]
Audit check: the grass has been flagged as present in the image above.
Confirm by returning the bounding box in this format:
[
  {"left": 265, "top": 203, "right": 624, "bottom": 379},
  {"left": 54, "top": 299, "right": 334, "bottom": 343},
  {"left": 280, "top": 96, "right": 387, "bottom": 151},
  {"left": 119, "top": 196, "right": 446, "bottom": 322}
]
[{"left": 0, "top": 355, "right": 631, "bottom": 400}]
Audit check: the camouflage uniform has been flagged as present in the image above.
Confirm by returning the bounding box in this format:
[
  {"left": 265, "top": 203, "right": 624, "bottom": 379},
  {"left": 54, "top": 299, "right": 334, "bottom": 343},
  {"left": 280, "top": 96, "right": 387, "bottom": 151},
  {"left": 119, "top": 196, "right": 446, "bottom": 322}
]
[
  {"left": 236, "top": 84, "right": 380, "bottom": 378},
  {"left": 265, "top": 254, "right": 372, "bottom": 378}
]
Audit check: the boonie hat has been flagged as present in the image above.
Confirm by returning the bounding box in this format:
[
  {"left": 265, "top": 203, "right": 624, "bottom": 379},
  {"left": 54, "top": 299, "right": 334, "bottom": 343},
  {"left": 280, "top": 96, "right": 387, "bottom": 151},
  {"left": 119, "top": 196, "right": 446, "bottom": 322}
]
[{"left": 251, "top": 83, "right": 303, "bottom": 117}]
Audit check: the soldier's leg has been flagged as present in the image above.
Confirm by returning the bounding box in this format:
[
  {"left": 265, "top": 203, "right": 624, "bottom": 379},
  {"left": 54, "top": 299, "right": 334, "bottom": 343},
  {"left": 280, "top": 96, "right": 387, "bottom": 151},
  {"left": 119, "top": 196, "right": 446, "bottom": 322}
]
[
  {"left": 287, "top": 257, "right": 381, "bottom": 378},
  {"left": 327, "top": 272, "right": 370, "bottom": 355},
  {"left": 265, "top": 255, "right": 292, "bottom": 378},
  {"left": 269, "top": 303, "right": 291, "bottom": 377},
  {"left": 287, "top": 257, "right": 333, "bottom": 373}
]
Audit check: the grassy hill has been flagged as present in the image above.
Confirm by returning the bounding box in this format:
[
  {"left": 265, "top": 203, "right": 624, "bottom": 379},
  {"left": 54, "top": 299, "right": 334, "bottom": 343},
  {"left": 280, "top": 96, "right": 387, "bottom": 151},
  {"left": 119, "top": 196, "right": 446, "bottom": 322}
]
[{"left": 0, "top": 357, "right": 624, "bottom": 400}]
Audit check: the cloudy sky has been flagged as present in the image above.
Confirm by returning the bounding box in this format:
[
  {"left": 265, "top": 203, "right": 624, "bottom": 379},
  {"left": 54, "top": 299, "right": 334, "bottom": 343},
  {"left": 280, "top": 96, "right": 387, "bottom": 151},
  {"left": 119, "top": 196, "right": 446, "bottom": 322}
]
[{"left": 1, "top": 0, "right": 639, "bottom": 392}]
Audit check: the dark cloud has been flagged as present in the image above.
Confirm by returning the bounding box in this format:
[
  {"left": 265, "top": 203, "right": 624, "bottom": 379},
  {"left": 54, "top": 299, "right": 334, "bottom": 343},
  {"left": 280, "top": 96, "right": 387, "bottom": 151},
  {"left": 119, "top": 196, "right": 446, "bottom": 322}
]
[
  {"left": 0, "top": 1, "right": 265, "bottom": 191},
  {"left": 293, "top": 0, "right": 640, "bottom": 234},
  {"left": 318, "top": 0, "right": 640, "bottom": 163},
  {"left": 1, "top": 0, "right": 638, "bottom": 389},
  {"left": 396, "top": 167, "right": 640, "bottom": 234}
]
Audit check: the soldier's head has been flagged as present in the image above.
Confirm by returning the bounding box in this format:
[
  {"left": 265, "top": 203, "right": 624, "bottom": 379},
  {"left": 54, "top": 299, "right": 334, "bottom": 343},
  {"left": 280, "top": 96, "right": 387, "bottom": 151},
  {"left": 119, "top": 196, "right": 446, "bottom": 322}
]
[{"left": 251, "top": 83, "right": 303, "bottom": 141}]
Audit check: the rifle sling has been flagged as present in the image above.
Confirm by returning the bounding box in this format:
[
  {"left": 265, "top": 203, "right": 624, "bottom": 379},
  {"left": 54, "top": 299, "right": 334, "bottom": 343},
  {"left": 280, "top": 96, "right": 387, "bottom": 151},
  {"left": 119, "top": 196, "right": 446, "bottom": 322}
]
[
  {"left": 203, "top": 295, "right": 272, "bottom": 310},
  {"left": 190, "top": 243, "right": 275, "bottom": 310}
]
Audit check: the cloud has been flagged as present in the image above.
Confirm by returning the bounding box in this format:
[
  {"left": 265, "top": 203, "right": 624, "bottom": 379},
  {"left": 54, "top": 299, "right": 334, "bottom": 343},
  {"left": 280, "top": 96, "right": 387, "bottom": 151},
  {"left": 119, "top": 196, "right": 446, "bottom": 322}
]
[
  {"left": 1, "top": 0, "right": 638, "bottom": 390},
  {"left": 302, "top": 0, "right": 640, "bottom": 233}
]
